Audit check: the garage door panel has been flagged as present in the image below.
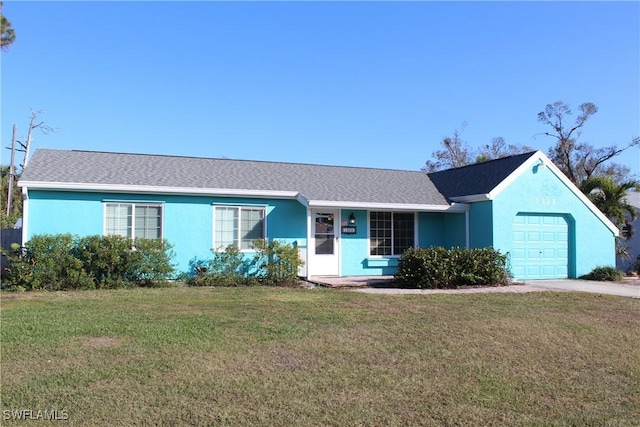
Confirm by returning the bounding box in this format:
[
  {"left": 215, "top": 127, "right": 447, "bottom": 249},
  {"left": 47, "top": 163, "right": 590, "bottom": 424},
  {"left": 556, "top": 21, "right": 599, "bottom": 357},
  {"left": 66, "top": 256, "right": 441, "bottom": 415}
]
[
  {"left": 527, "top": 232, "right": 541, "bottom": 241},
  {"left": 513, "top": 231, "right": 526, "bottom": 241},
  {"left": 512, "top": 266, "right": 525, "bottom": 276},
  {"left": 511, "top": 248, "right": 525, "bottom": 259},
  {"left": 527, "top": 215, "right": 542, "bottom": 225},
  {"left": 542, "top": 266, "right": 556, "bottom": 275},
  {"left": 511, "top": 214, "right": 569, "bottom": 280},
  {"left": 527, "top": 266, "right": 542, "bottom": 276},
  {"left": 527, "top": 249, "right": 541, "bottom": 259}
]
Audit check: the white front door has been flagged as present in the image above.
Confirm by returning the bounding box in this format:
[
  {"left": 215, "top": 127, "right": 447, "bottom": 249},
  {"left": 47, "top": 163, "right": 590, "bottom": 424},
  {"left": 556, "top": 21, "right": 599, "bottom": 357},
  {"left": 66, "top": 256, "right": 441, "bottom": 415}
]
[{"left": 309, "top": 209, "right": 340, "bottom": 276}]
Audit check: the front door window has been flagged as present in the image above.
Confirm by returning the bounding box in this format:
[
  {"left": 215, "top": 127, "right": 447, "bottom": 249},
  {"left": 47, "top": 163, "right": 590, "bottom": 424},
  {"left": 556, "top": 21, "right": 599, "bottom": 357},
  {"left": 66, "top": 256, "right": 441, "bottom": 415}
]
[{"left": 315, "top": 212, "right": 334, "bottom": 255}]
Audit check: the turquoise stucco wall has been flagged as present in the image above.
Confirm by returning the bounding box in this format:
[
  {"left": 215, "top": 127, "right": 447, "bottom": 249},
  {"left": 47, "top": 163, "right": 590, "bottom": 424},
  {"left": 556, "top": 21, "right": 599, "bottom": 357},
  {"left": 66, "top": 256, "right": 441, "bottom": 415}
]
[
  {"left": 339, "top": 210, "right": 467, "bottom": 276},
  {"left": 491, "top": 163, "right": 616, "bottom": 279},
  {"left": 418, "top": 212, "right": 466, "bottom": 249},
  {"left": 27, "top": 166, "right": 613, "bottom": 281},
  {"left": 443, "top": 212, "right": 467, "bottom": 248},
  {"left": 25, "top": 190, "right": 307, "bottom": 275},
  {"left": 340, "top": 210, "right": 380, "bottom": 275},
  {"left": 468, "top": 201, "right": 493, "bottom": 249}
]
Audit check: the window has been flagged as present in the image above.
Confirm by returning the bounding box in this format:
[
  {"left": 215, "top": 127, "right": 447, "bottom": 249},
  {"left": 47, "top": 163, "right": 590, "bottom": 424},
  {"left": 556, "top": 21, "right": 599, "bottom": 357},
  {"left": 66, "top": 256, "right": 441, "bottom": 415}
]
[
  {"left": 314, "top": 212, "right": 335, "bottom": 255},
  {"left": 105, "top": 203, "right": 162, "bottom": 239},
  {"left": 369, "top": 211, "right": 415, "bottom": 256},
  {"left": 214, "top": 206, "right": 265, "bottom": 250}
]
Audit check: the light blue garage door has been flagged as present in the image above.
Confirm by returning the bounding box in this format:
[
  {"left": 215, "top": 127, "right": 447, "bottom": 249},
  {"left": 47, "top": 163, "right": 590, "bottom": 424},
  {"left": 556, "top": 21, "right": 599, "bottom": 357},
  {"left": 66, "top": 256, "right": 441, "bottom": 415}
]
[{"left": 510, "top": 214, "right": 569, "bottom": 280}]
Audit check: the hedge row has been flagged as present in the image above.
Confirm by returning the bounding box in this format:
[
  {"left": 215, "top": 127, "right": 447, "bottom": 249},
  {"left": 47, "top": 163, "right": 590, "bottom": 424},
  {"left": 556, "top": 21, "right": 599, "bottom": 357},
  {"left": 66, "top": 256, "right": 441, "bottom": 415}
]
[
  {"left": 187, "top": 239, "right": 303, "bottom": 287},
  {"left": 2, "top": 234, "right": 175, "bottom": 291},
  {"left": 394, "top": 246, "right": 511, "bottom": 289}
]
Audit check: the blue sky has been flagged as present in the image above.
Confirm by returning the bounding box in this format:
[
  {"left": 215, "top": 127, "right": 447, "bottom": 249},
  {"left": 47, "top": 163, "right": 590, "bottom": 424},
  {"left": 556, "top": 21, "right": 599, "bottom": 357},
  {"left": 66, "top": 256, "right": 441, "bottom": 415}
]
[{"left": 2, "top": 1, "right": 639, "bottom": 176}]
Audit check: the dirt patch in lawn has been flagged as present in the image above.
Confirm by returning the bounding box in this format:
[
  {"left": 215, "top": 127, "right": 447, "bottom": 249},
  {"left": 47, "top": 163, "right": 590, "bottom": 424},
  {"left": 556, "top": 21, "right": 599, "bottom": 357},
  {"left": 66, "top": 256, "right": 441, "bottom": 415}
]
[{"left": 83, "top": 336, "right": 123, "bottom": 349}]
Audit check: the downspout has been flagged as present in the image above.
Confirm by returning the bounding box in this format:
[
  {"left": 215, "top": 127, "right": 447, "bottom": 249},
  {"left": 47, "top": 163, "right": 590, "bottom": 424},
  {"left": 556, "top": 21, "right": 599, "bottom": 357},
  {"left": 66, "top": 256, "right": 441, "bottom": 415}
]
[{"left": 305, "top": 206, "right": 311, "bottom": 280}]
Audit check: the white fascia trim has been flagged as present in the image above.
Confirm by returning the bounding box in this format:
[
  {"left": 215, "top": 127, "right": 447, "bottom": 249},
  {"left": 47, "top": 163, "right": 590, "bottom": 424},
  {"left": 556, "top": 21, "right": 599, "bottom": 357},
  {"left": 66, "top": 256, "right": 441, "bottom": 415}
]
[
  {"left": 487, "top": 151, "right": 541, "bottom": 199},
  {"left": 21, "top": 186, "right": 29, "bottom": 245},
  {"left": 487, "top": 151, "right": 620, "bottom": 236},
  {"left": 307, "top": 200, "right": 469, "bottom": 212},
  {"left": 305, "top": 207, "right": 311, "bottom": 279},
  {"left": 18, "top": 181, "right": 300, "bottom": 200},
  {"left": 296, "top": 193, "right": 310, "bottom": 207},
  {"left": 450, "top": 194, "right": 491, "bottom": 203}
]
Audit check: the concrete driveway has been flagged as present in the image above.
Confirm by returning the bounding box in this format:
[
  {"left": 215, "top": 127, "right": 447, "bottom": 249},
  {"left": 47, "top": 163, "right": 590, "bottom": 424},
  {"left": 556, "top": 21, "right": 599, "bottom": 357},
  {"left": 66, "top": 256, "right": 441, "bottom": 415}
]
[
  {"left": 521, "top": 279, "right": 639, "bottom": 298},
  {"left": 354, "top": 279, "right": 640, "bottom": 298}
]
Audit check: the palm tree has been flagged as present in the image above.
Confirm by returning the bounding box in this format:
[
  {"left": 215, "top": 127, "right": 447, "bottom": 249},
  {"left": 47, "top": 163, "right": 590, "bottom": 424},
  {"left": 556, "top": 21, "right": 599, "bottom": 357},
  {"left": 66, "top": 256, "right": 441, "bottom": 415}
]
[{"left": 580, "top": 176, "right": 638, "bottom": 236}]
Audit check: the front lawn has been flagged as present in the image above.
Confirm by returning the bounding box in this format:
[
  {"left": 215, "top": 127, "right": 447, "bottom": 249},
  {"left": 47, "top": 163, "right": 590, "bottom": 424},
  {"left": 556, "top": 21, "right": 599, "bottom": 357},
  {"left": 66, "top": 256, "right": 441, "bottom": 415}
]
[{"left": 1, "top": 287, "right": 639, "bottom": 426}]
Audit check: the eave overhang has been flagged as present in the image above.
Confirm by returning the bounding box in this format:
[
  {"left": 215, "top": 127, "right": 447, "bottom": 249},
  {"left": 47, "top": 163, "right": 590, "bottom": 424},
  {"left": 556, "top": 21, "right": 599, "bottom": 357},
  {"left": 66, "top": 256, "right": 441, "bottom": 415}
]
[
  {"left": 18, "top": 181, "right": 300, "bottom": 200},
  {"left": 20, "top": 181, "right": 467, "bottom": 212},
  {"left": 305, "top": 199, "right": 468, "bottom": 212}
]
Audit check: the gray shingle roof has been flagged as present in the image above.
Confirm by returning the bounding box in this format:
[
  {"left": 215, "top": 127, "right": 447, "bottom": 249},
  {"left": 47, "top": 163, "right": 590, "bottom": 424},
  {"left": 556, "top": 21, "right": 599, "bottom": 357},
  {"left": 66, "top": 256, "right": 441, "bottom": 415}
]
[
  {"left": 625, "top": 191, "right": 640, "bottom": 209},
  {"left": 428, "top": 152, "right": 537, "bottom": 200},
  {"left": 20, "top": 149, "right": 451, "bottom": 206}
]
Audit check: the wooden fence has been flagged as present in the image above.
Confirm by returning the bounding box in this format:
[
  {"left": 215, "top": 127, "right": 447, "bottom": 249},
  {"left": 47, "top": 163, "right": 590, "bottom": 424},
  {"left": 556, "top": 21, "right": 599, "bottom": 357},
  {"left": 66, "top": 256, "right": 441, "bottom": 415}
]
[{"left": 1, "top": 228, "right": 22, "bottom": 277}]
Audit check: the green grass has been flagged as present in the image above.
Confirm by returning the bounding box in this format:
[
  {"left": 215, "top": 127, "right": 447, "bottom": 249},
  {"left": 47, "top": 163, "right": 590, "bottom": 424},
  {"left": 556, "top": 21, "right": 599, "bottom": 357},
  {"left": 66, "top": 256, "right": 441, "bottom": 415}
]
[{"left": 1, "top": 287, "right": 639, "bottom": 426}]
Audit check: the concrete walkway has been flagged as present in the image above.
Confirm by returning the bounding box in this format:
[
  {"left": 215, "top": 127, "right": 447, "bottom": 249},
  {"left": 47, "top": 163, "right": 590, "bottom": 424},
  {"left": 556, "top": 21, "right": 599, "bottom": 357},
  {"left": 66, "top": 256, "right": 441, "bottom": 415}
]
[{"left": 353, "top": 279, "right": 640, "bottom": 298}]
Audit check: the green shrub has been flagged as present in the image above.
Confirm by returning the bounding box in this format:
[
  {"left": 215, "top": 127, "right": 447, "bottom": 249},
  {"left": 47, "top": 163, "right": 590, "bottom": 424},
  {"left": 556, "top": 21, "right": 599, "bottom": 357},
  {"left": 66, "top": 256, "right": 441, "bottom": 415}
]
[
  {"left": 4, "top": 234, "right": 94, "bottom": 291},
  {"left": 252, "top": 239, "right": 304, "bottom": 286},
  {"left": 187, "top": 240, "right": 303, "bottom": 287},
  {"left": 395, "top": 246, "right": 511, "bottom": 289},
  {"left": 130, "top": 238, "right": 176, "bottom": 286},
  {"left": 449, "top": 247, "right": 511, "bottom": 287},
  {"left": 3, "top": 234, "right": 176, "bottom": 291},
  {"left": 74, "top": 235, "right": 135, "bottom": 288},
  {"left": 394, "top": 247, "right": 450, "bottom": 289},
  {"left": 580, "top": 266, "right": 624, "bottom": 282},
  {"left": 187, "top": 245, "right": 256, "bottom": 287}
]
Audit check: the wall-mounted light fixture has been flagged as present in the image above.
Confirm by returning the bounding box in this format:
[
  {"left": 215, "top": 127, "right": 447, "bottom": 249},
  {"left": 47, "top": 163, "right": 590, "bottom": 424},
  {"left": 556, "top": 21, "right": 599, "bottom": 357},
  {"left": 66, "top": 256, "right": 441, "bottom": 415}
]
[
  {"left": 342, "top": 212, "right": 357, "bottom": 234},
  {"left": 537, "top": 159, "right": 546, "bottom": 168}
]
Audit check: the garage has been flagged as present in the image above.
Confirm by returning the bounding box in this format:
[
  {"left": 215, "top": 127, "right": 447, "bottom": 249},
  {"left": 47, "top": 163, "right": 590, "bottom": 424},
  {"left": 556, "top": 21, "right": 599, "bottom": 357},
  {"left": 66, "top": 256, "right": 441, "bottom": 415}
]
[{"left": 510, "top": 213, "right": 570, "bottom": 280}]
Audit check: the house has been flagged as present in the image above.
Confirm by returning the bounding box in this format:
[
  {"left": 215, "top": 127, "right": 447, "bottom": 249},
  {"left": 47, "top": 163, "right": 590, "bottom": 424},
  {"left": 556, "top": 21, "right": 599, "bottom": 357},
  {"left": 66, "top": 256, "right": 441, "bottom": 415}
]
[
  {"left": 18, "top": 149, "right": 618, "bottom": 281},
  {"left": 617, "top": 190, "right": 640, "bottom": 273}
]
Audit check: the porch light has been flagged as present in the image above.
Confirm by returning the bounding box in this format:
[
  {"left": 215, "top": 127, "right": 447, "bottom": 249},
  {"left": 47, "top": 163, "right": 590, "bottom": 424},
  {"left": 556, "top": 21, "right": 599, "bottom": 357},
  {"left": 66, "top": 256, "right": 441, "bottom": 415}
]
[{"left": 348, "top": 212, "right": 356, "bottom": 226}]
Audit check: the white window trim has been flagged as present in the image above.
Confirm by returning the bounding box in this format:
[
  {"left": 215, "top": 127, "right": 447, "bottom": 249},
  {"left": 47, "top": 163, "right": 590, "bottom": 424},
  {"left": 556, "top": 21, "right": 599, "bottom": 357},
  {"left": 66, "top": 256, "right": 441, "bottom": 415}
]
[
  {"left": 368, "top": 211, "right": 417, "bottom": 258},
  {"left": 103, "top": 202, "right": 164, "bottom": 240},
  {"left": 212, "top": 205, "right": 267, "bottom": 252}
]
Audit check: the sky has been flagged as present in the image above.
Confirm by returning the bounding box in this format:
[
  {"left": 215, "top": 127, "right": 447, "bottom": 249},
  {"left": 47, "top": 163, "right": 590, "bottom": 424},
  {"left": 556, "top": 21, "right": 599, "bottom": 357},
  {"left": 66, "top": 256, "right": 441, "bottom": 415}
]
[{"left": 1, "top": 1, "right": 639, "bottom": 177}]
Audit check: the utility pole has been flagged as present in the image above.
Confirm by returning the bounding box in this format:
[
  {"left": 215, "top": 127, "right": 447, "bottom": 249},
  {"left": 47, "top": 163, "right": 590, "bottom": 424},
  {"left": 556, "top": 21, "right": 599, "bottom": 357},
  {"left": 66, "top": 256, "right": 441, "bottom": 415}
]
[{"left": 6, "top": 124, "right": 17, "bottom": 216}]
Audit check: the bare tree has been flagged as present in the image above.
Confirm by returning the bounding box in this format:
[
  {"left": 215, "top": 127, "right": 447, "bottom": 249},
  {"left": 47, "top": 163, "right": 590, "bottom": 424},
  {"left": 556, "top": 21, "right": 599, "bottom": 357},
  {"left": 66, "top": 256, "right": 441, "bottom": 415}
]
[
  {"left": 538, "top": 101, "right": 639, "bottom": 185},
  {"left": 18, "top": 109, "right": 56, "bottom": 170},
  {"left": 423, "top": 123, "right": 473, "bottom": 172},
  {"left": 476, "top": 137, "right": 534, "bottom": 163},
  {"left": 3, "top": 110, "right": 55, "bottom": 223},
  {"left": 424, "top": 123, "right": 532, "bottom": 172}
]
